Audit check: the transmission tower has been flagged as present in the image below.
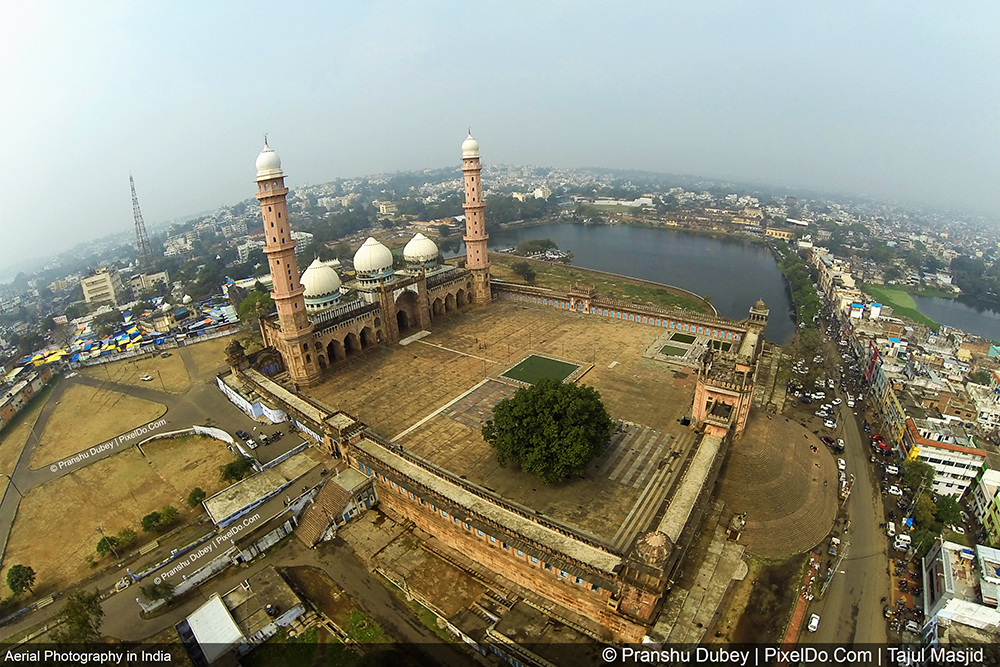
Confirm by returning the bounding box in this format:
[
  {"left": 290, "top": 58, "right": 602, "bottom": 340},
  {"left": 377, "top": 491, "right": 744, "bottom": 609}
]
[{"left": 131, "top": 174, "right": 154, "bottom": 268}]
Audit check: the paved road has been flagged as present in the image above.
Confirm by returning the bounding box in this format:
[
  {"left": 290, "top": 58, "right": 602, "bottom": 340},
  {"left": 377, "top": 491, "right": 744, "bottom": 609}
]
[{"left": 806, "top": 390, "right": 889, "bottom": 644}]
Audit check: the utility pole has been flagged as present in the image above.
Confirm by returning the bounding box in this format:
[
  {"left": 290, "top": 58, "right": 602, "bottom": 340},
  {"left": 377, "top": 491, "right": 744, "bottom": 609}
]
[{"left": 3, "top": 474, "right": 23, "bottom": 499}]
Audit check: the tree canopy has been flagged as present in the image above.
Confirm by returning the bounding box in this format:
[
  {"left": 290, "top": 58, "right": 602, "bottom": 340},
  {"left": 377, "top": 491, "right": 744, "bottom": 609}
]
[
  {"left": 481, "top": 378, "right": 613, "bottom": 484},
  {"left": 220, "top": 457, "right": 255, "bottom": 483},
  {"left": 238, "top": 289, "right": 275, "bottom": 323},
  {"left": 6, "top": 564, "right": 36, "bottom": 597},
  {"left": 51, "top": 590, "right": 104, "bottom": 644}
]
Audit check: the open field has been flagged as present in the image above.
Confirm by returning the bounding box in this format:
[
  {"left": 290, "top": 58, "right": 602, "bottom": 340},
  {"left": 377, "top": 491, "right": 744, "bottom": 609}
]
[
  {"left": 185, "top": 334, "right": 239, "bottom": 375},
  {"left": 489, "top": 254, "right": 712, "bottom": 314},
  {"left": 500, "top": 354, "right": 579, "bottom": 385},
  {"left": 0, "top": 382, "right": 57, "bottom": 478},
  {"left": 2, "top": 434, "right": 234, "bottom": 595},
  {"left": 81, "top": 351, "right": 191, "bottom": 394},
  {"left": 30, "top": 383, "right": 166, "bottom": 468},
  {"left": 860, "top": 283, "right": 940, "bottom": 329}
]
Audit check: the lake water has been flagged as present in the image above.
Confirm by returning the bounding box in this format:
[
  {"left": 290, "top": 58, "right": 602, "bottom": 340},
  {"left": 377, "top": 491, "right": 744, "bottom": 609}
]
[
  {"left": 447, "top": 223, "right": 797, "bottom": 342},
  {"left": 911, "top": 295, "right": 1000, "bottom": 340}
]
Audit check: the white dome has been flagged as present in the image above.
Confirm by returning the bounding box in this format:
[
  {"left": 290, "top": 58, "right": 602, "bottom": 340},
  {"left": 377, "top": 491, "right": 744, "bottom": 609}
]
[
  {"left": 462, "top": 131, "right": 480, "bottom": 158},
  {"left": 403, "top": 233, "right": 439, "bottom": 263},
  {"left": 182, "top": 294, "right": 192, "bottom": 304},
  {"left": 353, "top": 237, "right": 394, "bottom": 275},
  {"left": 255, "top": 138, "right": 283, "bottom": 179},
  {"left": 301, "top": 259, "right": 342, "bottom": 298}
]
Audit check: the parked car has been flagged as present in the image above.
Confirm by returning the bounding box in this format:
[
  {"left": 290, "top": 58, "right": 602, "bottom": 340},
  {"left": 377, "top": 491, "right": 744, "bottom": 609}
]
[
  {"left": 140, "top": 374, "right": 153, "bottom": 381},
  {"left": 885, "top": 464, "right": 899, "bottom": 476},
  {"left": 160, "top": 351, "right": 172, "bottom": 358},
  {"left": 821, "top": 436, "right": 835, "bottom": 445},
  {"left": 259, "top": 433, "right": 270, "bottom": 445},
  {"left": 236, "top": 429, "right": 250, "bottom": 440},
  {"left": 824, "top": 420, "right": 837, "bottom": 429},
  {"left": 808, "top": 614, "right": 821, "bottom": 632},
  {"left": 949, "top": 525, "right": 965, "bottom": 535},
  {"left": 837, "top": 458, "right": 846, "bottom": 471},
  {"left": 888, "top": 485, "right": 903, "bottom": 496},
  {"left": 245, "top": 439, "right": 257, "bottom": 449},
  {"left": 832, "top": 398, "right": 842, "bottom": 405}
]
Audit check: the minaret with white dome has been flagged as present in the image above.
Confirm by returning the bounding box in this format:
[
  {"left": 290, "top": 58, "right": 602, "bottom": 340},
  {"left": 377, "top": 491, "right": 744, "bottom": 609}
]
[
  {"left": 461, "top": 130, "right": 491, "bottom": 303},
  {"left": 254, "top": 137, "right": 320, "bottom": 387}
]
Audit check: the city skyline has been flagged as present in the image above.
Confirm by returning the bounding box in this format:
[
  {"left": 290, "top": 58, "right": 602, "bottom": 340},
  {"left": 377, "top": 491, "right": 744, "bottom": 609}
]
[{"left": 3, "top": 2, "right": 999, "bottom": 268}]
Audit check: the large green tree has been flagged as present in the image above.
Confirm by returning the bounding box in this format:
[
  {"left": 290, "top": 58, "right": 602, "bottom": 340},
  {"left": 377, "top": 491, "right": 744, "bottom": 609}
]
[
  {"left": 482, "top": 378, "right": 613, "bottom": 484},
  {"left": 51, "top": 590, "right": 104, "bottom": 644},
  {"left": 6, "top": 564, "right": 36, "bottom": 597},
  {"left": 238, "top": 289, "right": 275, "bottom": 323},
  {"left": 902, "top": 459, "right": 935, "bottom": 491},
  {"left": 936, "top": 496, "right": 963, "bottom": 526}
]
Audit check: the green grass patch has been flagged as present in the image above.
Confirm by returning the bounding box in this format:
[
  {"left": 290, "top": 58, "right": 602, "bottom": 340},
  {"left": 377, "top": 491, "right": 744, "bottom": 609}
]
[
  {"left": 241, "top": 627, "right": 362, "bottom": 667},
  {"left": 347, "top": 609, "right": 390, "bottom": 643},
  {"left": 670, "top": 332, "right": 696, "bottom": 344},
  {"left": 490, "top": 255, "right": 711, "bottom": 314},
  {"left": 501, "top": 354, "right": 580, "bottom": 385},
  {"left": 659, "top": 345, "right": 688, "bottom": 357},
  {"left": 861, "top": 283, "right": 940, "bottom": 329}
]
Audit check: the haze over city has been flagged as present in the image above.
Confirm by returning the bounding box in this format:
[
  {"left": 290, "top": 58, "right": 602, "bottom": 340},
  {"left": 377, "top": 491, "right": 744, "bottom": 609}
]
[{"left": 2, "top": 1, "right": 998, "bottom": 269}]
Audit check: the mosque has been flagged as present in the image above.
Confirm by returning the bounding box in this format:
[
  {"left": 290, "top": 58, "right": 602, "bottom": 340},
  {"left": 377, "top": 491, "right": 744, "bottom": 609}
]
[
  {"left": 224, "top": 133, "right": 771, "bottom": 647},
  {"left": 251, "top": 133, "right": 490, "bottom": 389}
]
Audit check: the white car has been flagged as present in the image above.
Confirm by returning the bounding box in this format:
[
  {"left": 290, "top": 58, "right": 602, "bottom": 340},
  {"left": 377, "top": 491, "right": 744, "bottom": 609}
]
[
  {"left": 949, "top": 525, "right": 965, "bottom": 535},
  {"left": 140, "top": 374, "right": 153, "bottom": 381},
  {"left": 837, "top": 458, "right": 846, "bottom": 471},
  {"left": 832, "top": 398, "right": 842, "bottom": 405},
  {"left": 808, "top": 614, "right": 821, "bottom": 632},
  {"left": 888, "top": 485, "right": 903, "bottom": 496},
  {"left": 245, "top": 439, "right": 257, "bottom": 449},
  {"left": 837, "top": 439, "right": 845, "bottom": 450},
  {"left": 824, "top": 420, "right": 837, "bottom": 429}
]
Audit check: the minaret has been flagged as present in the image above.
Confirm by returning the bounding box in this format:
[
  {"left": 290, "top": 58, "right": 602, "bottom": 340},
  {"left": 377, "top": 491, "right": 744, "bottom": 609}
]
[
  {"left": 254, "top": 138, "right": 320, "bottom": 387},
  {"left": 461, "top": 131, "right": 491, "bottom": 303}
]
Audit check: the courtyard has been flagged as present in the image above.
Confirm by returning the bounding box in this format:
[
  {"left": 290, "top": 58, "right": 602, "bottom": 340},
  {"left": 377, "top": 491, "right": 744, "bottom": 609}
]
[{"left": 304, "top": 301, "right": 701, "bottom": 544}]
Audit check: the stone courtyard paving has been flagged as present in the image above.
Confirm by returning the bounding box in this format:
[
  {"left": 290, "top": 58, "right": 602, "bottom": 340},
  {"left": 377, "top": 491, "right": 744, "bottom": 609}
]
[
  {"left": 305, "top": 301, "right": 700, "bottom": 542},
  {"left": 717, "top": 414, "right": 837, "bottom": 557}
]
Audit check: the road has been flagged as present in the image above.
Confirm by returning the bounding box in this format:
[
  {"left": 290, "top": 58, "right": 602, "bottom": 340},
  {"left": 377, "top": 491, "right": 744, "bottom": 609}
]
[{"left": 806, "top": 384, "right": 889, "bottom": 643}]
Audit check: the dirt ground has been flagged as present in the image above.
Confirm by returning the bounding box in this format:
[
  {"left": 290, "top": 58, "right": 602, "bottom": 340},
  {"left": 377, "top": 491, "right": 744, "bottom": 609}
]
[
  {"left": 30, "top": 383, "right": 166, "bottom": 468},
  {"left": 705, "top": 557, "right": 763, "bottom": 643},
  {"left": 81, "top": 351, "right": 191, "bottom": 394},
  {"left": 184, "top": 336, "right": 237, "bottom": 376},
  {"left": 0, "top": 384, "right": 55, "bottom": 478},
  {"left": 3, "top": 434, "right": 234, "bottom": 595},
  {"left": 730, "top": 554, "right": 807, "bottom": 643}
]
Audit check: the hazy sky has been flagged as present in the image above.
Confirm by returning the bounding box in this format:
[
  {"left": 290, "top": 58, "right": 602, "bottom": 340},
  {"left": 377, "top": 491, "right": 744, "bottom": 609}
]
[{"left": 3, "top": 2, "right": 998, "bottom": 268}]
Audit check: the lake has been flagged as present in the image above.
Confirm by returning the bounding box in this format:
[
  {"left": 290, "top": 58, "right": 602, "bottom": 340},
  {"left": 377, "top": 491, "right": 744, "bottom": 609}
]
[
  {"left": 911, "top": 295, "right": 1000, "bottom": 341},
  {"left": 447, "top": 223, "right": 797, "bottom": 342}
]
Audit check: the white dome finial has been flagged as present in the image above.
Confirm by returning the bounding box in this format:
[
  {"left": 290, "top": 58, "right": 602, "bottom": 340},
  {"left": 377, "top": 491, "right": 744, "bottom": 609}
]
[
  {"left": 255, "top": 135, "right": 283, "bottom": 180},
  {"left": 462, "top": 130, "right": 479, "bottom": 158}
]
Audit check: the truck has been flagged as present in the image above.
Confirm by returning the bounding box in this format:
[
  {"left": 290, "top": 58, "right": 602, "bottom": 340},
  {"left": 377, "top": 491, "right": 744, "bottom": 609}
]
[{"left": 829, "top": 537, "right": 841, "bottom": 556}]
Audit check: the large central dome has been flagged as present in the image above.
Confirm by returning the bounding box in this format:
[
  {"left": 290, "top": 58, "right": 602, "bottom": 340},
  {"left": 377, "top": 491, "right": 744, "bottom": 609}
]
[{"left": 353, "top": 237, "right": 394, "bottom": 277}]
